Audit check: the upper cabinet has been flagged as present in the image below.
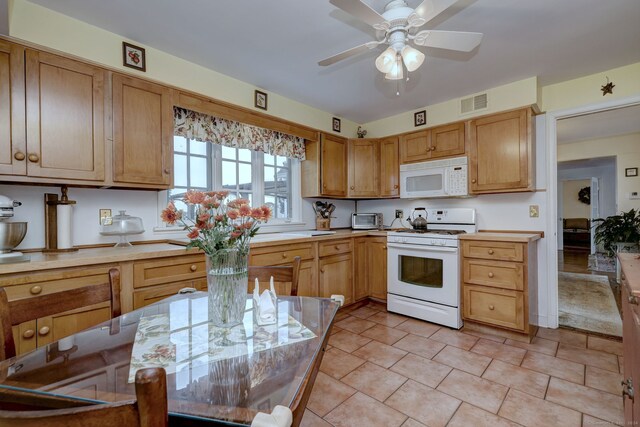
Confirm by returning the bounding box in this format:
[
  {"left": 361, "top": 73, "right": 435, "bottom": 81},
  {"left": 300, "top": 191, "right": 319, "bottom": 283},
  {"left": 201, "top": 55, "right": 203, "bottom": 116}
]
[
  {"left": 25, "top": 50, "right": 105, "bottom": 181},
  {"left": 112, "top": 74, "right": 174, "bottom": 188},
  {"left": 0, "top": 40, "right": 25, "bottom": 176},
  {"left": 468, "top": 108, "right": 534, "bottom": 194},
  {"left": 399, "top": 122, "right": 465, "bottom": 164},
  {"left": 302, "top": 133, "right": 347, "bottom": 198},
  {"left": 379, "top": 136, "right": 399, "bottom": 197},
  {"left": 348, "top": 138, "right": 379, "bottom": 198}
]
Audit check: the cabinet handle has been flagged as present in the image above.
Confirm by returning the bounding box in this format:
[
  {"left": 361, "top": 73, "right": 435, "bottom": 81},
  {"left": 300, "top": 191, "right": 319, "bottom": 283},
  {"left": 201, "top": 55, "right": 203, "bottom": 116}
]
[
  {"left": 335, "top": 245, "right": 340, "bottom": 250},
  {"left": 394, "top": 184, "right": 399, "bottom": 189},
  {"left": 190, "top": 264, "right": 197, "bottom": 272},
  {"left": 14, "top": 152, "right": 25, "bottom": 161},
  {"left": 471, "top": 179, "right": 477, "bottom": 183},
  {"left": 38, "top": 326, "right": 50, "bottom": 336},
  {"left": 629, "top": 295, "right": 639, "bottom": 305},
  {"left": 30, "top": 285, "right": 42, "bottom": 295},
  {"left": 27, "top": 153, "right": 39, "bottom": 163},
  {"left": 320, "top": 268, "right": 325, "bottom": 273},
  {"left": 383, "top": 245, "right": 387, "bottom": 250},
  {"left": 164, "top": 168, "right": 171, "bottom": 174},
  {"left": 622, "top": 378, "right": 635, "bottom": 400},
  {"left": 488, "top": 249, "right": 494, "bottom": 255},
  {"left": 23, "top": 330, "right": 35, "bottom": 339},
  {"left": 282, "top": 253, "right": 287, "bottom": 259},
  {"left": 430, "top": 147, "right": 436, "bottom": 151},
  {"left": 488, "top": 304, "right": 495, "bottom": 310},
  {"left": 350, "top": 186, "right": 355, "bottom": 190},
  {"left": 488, "top": 272, "right": 494, "bottom": 278}
]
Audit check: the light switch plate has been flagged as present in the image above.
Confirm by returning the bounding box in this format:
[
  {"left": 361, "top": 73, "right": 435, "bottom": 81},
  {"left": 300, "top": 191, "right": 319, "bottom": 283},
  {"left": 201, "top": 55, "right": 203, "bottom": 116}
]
[
  {"left": 529, "top": 205, "right": 539, "bottom": 218},
  {"left": 100, "top": 209, "right": 112, "bottom": 225}
]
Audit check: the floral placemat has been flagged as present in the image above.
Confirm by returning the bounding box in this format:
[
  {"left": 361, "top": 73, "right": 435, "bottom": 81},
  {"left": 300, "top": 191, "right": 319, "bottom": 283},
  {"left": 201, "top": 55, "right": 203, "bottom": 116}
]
[{"left": 127, "top": 312, "right": 316, "bottom": 382}]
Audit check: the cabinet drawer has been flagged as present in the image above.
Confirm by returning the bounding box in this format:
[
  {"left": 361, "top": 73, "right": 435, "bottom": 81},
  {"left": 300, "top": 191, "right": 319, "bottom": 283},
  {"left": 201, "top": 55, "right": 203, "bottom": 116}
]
[
  {"left": 319, "top": 239, "right": 352, "bottom": 257},
  {"left": 463, "top": 259, "right": 524, "bottom": 290},
  {"left": 250, "top": 243, "right": 315, "bottom": 266},
  {"left": 133, "top": 254, "right": 206, "bottom": 289},
  {"left": 463, "top": 285, "right": 524, "bottom": 332},
  {"left": 133, "top": 278, "right": 207, "bottom": 309},
  {"left": 462, "top": 240, "right": 524, "bottom": 262}
]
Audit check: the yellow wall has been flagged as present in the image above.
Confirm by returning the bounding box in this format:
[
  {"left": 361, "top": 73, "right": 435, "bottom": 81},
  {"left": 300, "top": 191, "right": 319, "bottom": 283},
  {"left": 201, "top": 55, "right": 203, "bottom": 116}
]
[
  {"left": 558, "top": 133, "right": 640, "bottom": 212},
  {"left": 562, "top": 179, "right": 590, "bottom": 218},
  {"left": 363, "top": 77, "right": 539, "bottom": 137},
  {"left": 541, "top": 63, "right": 640, "bottom": 113},
  {"left": 8, "top": 0, "right": 360, "bottom": 137}
]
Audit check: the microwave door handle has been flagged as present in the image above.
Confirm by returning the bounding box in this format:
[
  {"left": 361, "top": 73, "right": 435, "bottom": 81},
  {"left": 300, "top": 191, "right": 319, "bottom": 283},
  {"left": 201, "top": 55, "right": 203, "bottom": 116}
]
[{"left": 443, "top": 168, "right": 450, "bottom": 196}]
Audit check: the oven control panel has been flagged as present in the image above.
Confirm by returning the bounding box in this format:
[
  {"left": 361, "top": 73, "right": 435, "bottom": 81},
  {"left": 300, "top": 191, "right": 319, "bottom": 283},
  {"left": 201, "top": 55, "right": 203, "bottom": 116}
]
[{"left": 387, "top": 235, "right": 458, "bottom": 248}]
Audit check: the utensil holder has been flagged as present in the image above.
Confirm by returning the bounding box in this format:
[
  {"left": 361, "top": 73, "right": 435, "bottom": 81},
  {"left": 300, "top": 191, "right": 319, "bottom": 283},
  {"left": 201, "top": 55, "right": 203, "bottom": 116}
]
[{"left": 316, "top": 218, "right": 330, "bottom": 230}]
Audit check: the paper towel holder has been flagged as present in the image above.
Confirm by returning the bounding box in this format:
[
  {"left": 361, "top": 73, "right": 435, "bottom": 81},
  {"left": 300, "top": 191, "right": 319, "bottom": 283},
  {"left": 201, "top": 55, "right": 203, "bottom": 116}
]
[{"left": 44, "top": 185, "right": 78, "bottom": 253}]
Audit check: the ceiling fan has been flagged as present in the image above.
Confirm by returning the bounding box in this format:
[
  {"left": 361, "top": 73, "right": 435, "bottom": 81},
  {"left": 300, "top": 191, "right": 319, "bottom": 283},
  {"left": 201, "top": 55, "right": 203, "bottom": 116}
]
[{"left": 319, "top": 0, "right": 483, "bottom": 80}]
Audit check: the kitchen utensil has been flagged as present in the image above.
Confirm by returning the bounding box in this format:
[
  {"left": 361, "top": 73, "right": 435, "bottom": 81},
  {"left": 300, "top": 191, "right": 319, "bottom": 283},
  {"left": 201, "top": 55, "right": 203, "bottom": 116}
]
[
  {"left": 0, "top": 222, "right": 27, "bottom": 253},
  {"left": 407, "top": 207, "right": 428, "bottom": 230},
  {"left": 100, "top": 210, "right": 145, "bottom": 247}
]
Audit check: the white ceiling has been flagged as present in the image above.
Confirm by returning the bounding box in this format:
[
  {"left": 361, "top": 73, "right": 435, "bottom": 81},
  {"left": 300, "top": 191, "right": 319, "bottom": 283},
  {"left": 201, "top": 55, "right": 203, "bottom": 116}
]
[
  {"left": 24, "top": 0, "right": 640, "bottom": 123},
  {"left": 557, "top": 104, "right": 640, "bottom": 144}
]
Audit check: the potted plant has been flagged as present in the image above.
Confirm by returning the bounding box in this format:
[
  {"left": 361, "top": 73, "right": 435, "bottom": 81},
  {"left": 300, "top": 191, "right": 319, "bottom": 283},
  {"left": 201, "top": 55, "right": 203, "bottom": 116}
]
[{"left": 593, "top": 209, "right": 640, "bottom": 281}]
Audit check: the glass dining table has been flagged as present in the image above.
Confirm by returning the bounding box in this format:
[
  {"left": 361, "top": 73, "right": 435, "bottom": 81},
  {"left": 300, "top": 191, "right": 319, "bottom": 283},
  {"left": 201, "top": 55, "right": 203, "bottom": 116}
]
[{"left": 0, "top": 293, "right": 339, "bottom": 426}]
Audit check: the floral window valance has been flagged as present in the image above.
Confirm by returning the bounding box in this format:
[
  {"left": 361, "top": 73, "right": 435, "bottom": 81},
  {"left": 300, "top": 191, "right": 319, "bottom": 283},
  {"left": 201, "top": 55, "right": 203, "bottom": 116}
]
[{"left": 174, "top": 107, "right": 306, "bottom": 160}]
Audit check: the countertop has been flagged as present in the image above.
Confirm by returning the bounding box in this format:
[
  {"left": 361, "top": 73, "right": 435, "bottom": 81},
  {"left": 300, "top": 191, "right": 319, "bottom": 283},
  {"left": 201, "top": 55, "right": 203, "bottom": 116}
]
[
  {"left": 619, "top": 253, "right": 640, "bottom": 297},
  {"left": 459, "top": 232, "right": 543, "bottom": 243}
]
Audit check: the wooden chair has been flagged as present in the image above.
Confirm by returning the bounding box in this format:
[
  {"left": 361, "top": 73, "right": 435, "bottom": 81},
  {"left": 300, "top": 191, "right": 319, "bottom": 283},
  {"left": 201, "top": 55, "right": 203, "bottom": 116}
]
[
  {"left": 0, "top": 367, "right": 167, "bottom": 427},
  {"left": 249, "top": 256, "right": 301, "bottom": 296},
  {"left": 0, "top": 268, "right": 122, "bottom": 361}
]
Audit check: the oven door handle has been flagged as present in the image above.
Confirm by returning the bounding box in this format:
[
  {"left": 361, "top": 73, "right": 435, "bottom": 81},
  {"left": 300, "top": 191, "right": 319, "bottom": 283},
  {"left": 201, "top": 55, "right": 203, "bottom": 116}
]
[{"left": 386, "top": 242, "right": 458, "bottom": 252}]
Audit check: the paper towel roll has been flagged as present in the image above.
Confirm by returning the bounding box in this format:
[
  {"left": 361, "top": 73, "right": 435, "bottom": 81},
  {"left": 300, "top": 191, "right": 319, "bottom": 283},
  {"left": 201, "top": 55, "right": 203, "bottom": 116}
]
[{"left": 57, "top": 204, "right": 73, "bottom": 249}]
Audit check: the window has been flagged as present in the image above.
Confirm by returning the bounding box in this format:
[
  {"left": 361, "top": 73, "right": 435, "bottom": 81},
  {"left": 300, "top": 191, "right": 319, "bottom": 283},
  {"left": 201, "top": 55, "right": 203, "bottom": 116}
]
[{"left": 168, "top": 136, "right": 298, "bottom": 223}]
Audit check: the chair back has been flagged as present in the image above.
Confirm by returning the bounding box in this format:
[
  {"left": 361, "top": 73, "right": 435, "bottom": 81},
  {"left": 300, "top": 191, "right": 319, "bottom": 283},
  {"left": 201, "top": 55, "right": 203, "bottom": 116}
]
[
  {"left": 0, "top": 367, "right": 167, "bottom": 427},
  {"left": 249, "top": 256, "right": 301, "bottom": 296},
  {"left": 0, "top": 268, "right": 121, "bottom": 361}
]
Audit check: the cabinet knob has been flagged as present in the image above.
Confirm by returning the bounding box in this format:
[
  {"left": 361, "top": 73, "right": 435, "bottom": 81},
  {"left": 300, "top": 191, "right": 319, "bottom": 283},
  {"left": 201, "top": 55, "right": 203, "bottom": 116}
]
[
  {"left": 350, "top": 186, "right": 355, "bottom": 190},
  {"left": 164, "top": 168, "right": 171, "bottom": 174},
  {"left": 471, "top": 179, "right": 477, "bottom": 183},
  {"left": 394, "top": 184, "right": 399, "bottom": 189},
  {"left": 622, "top": 378, "right": 635, "bottom": 400},
  {"left": 282, "top": 253, "right": 287, "bottom": 259},
  {"left": 335, "top": 245, "right": 340, "bottom": 250},
  {"left": 383, "top": 245, "right": 387, "bottom": 250},
  {"left": 488, "top": 249, "right": 494, "bottom": 255},
  {"left": 14, "top": 152, "right": 25, "bottom": 161},
  {"left": 38, "top": 326, "right": 50, "bottom": 336},
  {"left": 320, "top": 268, "right": 325, "bottom": 273},
  {"left": 430, "top": 146, "right": 436, "bottom": 151},
  {"left": 488, "top": 272, "right": 494, "bottom": 278},
  {"left": 27, "top": 153, "right": 39, "bottom": 163},
  {"left": 23, "top": 330, "right": 35, "bottom": 339},
  {"left": 488, "top": 305, "right": 495, "bottom": 311},
  {"left": 629, "top": 295, "right": 639, "bottom": 305},
  {"left": 30, "top": 285, "right": 42, "bottom": 295},
  {"left": 190, "top": 264, "right": 197, "bottom": 272}
]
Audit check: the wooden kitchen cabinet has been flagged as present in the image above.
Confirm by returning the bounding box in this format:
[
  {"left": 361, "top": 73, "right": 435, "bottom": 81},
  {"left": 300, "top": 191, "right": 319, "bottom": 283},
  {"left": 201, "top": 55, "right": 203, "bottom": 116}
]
[
  {"left": 302, "top": 133, "right": 348, "bottom": 198},
  {"left": 379, "top": 136, "right": 400, "bottom": 197},
  {"left": 0, "top": 265, "right": 117, "bottom": 355},
  {"left": 250, "top": 242, "right": 318, "bottom": 296},
  {"left": 112, "top": 74, "right": 174, "bottom": 188},
  {"left": 0, "top": 40, "right": 26, "bottom": 176},
  {"left": 319, "top": 253, "right": 353, "bottom": 306},
  {"left": 348, "top": 138, "right": 379, "bottom": 198},
  {"left": 24, "top": 49, "right": 105, "bottom": 181},
  {"left": 133, "top": 278, "right": 207, "bottom": 309},
  {"left": 399, "top": 130, "right": 430, "bottom": 164},
  {"left": 353, "top": 238, "right": 369, "bottom": 301},
  {"left": 620, "top": 258, "right": 640, "bottom": 424},
  {"left": 468, "top": 108, "right": 534, "bottom": 194},
  {"left": 367, "top": 237, "right": 388, "bottom": 301},
  {"left": 430, "top": 122, "right": 465, "bottom": 159}
]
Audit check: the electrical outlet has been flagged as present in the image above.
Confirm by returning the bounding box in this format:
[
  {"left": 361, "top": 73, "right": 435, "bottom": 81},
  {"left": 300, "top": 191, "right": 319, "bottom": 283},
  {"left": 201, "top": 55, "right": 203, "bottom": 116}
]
[
  {"left": 395, "top": 209, "right": 403, "bottom": 219},
  {"left": 529, "top": 205, "right": 539, "bottom": 218},
  {"left": 100, "top": 209, "right": 112, "bottom": 225}
]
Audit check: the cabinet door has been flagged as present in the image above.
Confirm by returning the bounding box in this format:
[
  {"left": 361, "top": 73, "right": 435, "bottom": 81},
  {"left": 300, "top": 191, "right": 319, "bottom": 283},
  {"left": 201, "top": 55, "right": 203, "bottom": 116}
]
[
  {"left": 36, "top": 302, "right": 112, "bottom": 347},
  {"left": 319, "top": 253, "right": 353, "bottom": 305},
  {"left": 297, "top": 260, "right": 318, "bottom": 297},
  {"left": 399, "top": 130, "right": 430, "bottom": 164},
  {"left": 367, "top": 238, "right": 387, "bottom": 300},
  {"left": 380, "top": 136, "right": 399, "bottom": 197},
  {"left": 353, "top": 238, "right": 369, "bottom": 301},
  {"left": 348, "top": 139, "right": 379, "bottom": 197},
  {"left": 321, "top": 134, "right": 347, "bottom": 197},
  {"left": 430, "top": 122, "right": 465, "bottom": 159},
  {"left": 469, "top": 109, "right": 532, "bottom": 193},
  {"left": 133, "top": 278, "right": 207, "bottom": 309},
  {"left": 25, "top": 50, "right": 105, "bottom": 180},
  {"left": 0, "top": 40, "right": 26, "bottom": 175},
  {"left": 112, "top": 74, "right": 173, "bottom": 187}
]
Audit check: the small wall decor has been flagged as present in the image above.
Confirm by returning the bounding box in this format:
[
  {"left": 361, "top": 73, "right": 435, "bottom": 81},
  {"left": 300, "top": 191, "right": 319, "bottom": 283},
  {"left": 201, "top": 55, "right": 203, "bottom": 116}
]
[
  {"left": 332, "top": 117, "right": 341, "bottom": 133},
  {"left": 414, "top": 110, "right": 426, "bottom": 127},
  {"left": 601, "top": 76, "right": 615, "bottom": 96},
  {"left": 357, "top": 126, "right": 367, "bottom": 138},
  {"left": 626, "top": 167, "right": 638, "bottom": 177},
  {"left": 254, "top": 90, "right": 268, "bottom": 110},
  {"left": 578, "top": 186, "right": 591, "bottom": 205},
  {"left": 122, "top": 42, "right": 146, "bottom": 72}
]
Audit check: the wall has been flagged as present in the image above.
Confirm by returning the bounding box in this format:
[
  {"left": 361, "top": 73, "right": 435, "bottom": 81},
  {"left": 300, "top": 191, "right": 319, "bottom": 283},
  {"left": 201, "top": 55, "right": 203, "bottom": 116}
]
[
  {"left": 558, "top": 133, "right": 640, "bottom": 213},
  {"left": 562, "top": 179, "right": 590, "bottom": 219}
]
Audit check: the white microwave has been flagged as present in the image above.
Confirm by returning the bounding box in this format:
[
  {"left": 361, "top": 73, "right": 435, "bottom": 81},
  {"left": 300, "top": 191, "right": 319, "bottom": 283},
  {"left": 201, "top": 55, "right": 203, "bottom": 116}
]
[{"left": 400, "top": 156, "right": 468, "bottom": 199}]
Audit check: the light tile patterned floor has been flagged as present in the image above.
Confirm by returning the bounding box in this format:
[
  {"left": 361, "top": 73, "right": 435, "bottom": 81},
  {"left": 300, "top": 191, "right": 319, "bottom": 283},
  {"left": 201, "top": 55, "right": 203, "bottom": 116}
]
[{"left": 302, "top": 300, "right": 624, "bottom": 427}]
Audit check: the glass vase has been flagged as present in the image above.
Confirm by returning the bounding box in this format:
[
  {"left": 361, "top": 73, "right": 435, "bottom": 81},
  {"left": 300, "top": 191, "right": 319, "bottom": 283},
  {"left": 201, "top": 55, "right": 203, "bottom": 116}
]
[{"left": 206, "top": 248, "right": 249, "bottom": 327}]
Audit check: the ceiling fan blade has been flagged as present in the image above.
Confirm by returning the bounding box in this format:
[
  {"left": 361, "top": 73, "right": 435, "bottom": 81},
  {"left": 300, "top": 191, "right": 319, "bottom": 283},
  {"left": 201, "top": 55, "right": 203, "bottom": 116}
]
[
  {"left": 414, "top": 0, "right": 460, "bottom": 23},
  {"left": 412, "top": 30, "right": 483, "bottom": 52},
  {"left": 329, "top": 0, "right": 387, "bottom": 27},
  {"left": 318, "top": 42, "right": 381, "bottom": 66}
]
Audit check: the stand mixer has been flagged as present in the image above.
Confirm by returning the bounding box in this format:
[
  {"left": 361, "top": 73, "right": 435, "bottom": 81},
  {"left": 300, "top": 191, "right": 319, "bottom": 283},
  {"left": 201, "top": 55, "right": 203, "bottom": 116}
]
[{"left": 0, "top": 195, "right": 29, "bottom": 263}]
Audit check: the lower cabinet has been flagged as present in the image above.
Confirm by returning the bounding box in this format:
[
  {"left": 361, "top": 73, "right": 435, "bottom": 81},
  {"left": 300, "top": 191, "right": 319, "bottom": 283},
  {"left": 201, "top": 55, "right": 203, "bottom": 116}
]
[
  {"left": 133, "top": 278, "right": 207, "bottom": 309},
  {"left": 319, "top": 253, "right": 353, "bottom": 306},
  {"left": 368, "top": 237, "right": 388, "bottom": 301},
  {"left": 621, "top": 268, "right": 640, "bottom": 424},
  {"left": 354, "top": 238, "right": 369, "bottom": 301}
]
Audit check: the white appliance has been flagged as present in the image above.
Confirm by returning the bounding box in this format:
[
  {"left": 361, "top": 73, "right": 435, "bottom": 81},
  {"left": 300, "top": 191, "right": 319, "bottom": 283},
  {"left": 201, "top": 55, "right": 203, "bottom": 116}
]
[
  {"left": 400, "top": 156, "right": 468, "bottom": 199},
  {"left": 387, "top": 208, "right": 476, "bottom": 329}
]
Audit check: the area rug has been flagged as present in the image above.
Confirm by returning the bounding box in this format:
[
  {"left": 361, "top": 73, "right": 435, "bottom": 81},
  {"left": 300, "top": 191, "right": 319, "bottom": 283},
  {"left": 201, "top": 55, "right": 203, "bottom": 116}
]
[
  {"left": 558, "top": 271, "right": 622, "bottom": 337},
  {"left": 587, "top": 252, "right": 616, "bottom": 273}
]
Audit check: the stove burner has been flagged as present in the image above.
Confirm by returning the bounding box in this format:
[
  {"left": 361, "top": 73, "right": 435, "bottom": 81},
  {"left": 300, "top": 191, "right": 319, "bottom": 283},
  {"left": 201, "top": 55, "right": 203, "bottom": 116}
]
[{"left": 394, "top": 229, "right": 467, "bottom": 235}]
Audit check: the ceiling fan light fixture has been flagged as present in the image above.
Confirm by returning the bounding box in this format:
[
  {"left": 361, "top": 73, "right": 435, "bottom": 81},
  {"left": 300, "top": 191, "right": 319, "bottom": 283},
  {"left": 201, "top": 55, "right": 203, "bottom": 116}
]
[
  {"left": 385, "top": 59, "right": 404, "bottom": 80},
  {"left": 401, "top": 45, "right": 425, "bottom": 72},
  {"left": 375, "top": 47, "right": 396, "bottom": 73}
]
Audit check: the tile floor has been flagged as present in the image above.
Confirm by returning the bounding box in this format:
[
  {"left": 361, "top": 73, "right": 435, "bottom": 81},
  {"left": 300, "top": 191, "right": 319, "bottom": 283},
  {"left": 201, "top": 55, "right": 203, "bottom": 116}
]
[{"left": 302, "top": 300, "right": 624, "bottom": 427}]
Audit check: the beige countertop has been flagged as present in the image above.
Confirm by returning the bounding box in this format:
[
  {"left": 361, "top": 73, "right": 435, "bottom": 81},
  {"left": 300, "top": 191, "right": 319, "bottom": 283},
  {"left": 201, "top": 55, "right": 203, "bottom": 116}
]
[
  {"left": 460, "top": 232, "right": 543, "bottom": 243},
  {"left": 619, "top": 253, "right": 640, "bottom": 297}
]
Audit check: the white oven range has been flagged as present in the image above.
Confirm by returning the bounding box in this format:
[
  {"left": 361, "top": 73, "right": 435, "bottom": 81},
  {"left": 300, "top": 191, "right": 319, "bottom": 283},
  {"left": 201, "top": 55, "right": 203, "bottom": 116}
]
[{"left": 387, "top": 208, "right": 476, "bottom": 329}]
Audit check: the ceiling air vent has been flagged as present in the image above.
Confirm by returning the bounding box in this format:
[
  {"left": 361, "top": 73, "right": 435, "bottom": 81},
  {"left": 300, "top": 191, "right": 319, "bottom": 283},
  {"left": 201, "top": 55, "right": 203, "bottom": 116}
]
[{"left": 460, "top": 93, "right": 488, "bottom": 114}]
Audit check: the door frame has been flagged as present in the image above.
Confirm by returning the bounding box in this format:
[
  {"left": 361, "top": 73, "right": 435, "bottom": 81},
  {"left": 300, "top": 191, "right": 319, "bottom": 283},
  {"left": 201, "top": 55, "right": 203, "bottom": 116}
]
[{"left": 545, "top": 94, "right": 640, "bottom": 329}]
